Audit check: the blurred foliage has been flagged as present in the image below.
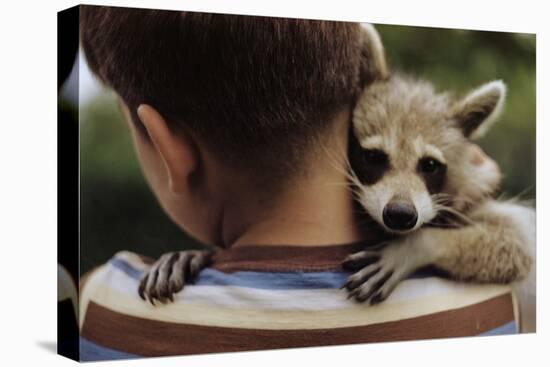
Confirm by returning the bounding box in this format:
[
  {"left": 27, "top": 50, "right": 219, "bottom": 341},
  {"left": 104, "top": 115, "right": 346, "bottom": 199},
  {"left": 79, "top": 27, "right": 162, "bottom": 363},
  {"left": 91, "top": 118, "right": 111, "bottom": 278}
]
[
  {"left": 76, "top": 25, "right": 535, "bottom": 274},
  {"left": 79, "top": 93, "right": 201, "bottom": 274}
]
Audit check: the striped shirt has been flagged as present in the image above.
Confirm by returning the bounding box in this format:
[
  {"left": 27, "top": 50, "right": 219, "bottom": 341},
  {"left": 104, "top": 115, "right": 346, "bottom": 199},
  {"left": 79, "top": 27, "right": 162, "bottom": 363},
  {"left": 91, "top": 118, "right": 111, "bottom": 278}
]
[{"left": 79, "top": 243, "right": 518, "bottom": 361}]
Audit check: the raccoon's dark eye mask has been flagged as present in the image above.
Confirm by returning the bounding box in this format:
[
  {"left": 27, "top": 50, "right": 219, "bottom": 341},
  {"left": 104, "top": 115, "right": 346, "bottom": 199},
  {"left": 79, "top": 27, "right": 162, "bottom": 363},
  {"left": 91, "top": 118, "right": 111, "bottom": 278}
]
[
  {"left": 362, "top": 149, "right": 389, "bottom": 167},
  {"left": 418, "top": 157, "right": 445, "bottom": 175},
  {"left": 417, "top": 156, "right": 447, "bottom": 194},
  {"left": 356, "top": 148, "right": 390, "bottom": 185}
]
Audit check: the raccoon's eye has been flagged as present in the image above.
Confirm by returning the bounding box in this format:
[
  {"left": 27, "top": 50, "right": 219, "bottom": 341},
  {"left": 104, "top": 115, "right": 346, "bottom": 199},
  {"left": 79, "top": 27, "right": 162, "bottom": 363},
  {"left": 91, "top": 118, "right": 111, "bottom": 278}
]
[
  {"left": 362, "top": 149, "right": 388, "bottom": 166},
  {"left": 418, "top": 157, "right": 445, "bottom": 174}
]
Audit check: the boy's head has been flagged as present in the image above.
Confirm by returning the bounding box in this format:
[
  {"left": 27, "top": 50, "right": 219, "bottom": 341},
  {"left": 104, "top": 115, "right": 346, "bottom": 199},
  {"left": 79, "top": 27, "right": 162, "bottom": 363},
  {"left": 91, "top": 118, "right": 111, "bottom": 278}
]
[
  {"left": 81, "top": 6, "right": 363, "bottom": 173},
  {"left": 80, "top": 6, "right": 365, "bottom": 245}
]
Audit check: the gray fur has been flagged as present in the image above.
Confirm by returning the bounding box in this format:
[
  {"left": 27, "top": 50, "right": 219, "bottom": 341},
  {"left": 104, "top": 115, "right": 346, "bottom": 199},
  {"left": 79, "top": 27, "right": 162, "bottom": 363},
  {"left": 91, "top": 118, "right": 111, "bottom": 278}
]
[{"left": 345, "top": 25, "right": 534, "bottom": 328}]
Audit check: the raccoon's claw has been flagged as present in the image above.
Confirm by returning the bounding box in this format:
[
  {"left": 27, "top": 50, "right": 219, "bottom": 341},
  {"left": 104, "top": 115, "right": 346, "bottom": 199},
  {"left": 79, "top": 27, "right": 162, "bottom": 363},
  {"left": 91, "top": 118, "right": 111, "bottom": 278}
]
[
  {"left": 138, "top": 250, "right": 214, "bottom": 305},
  {"left": 342, "top": 250, "right": 381, "bottom": 271},
  {"left": 342, "top": 242, "right": 415, "bottom": 304},
  {"left": 341, "top": 263, "right": 382, "bottom": 290},
  {"left": 345, "top": 268, "right": 398, "bottom": 304}
]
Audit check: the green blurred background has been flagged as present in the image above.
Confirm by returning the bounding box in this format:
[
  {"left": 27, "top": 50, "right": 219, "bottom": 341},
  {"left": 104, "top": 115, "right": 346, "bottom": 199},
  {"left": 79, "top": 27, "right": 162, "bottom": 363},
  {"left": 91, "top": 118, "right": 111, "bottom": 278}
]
[{"left": 69, "top": 24, "right": 536, "bottom": 275}]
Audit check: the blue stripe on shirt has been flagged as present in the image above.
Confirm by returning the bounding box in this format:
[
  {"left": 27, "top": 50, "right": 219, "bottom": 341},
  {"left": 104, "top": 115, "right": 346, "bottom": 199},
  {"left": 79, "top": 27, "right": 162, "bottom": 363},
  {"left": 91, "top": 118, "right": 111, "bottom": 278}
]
[
  {"left": 110, "top": 257, "right": 143, "bottom": 280},
  {"left": 80, "top": 337, "right": 139, "bottom": 361},
  {"left": 197, "top": 268, "right": 349, "bottom": 289},
  {"left": 110, "top": 258, "right": 349, "bottom": 289},
  {"left": 479, "top": 321, "right": 517, "bottom": 336}
]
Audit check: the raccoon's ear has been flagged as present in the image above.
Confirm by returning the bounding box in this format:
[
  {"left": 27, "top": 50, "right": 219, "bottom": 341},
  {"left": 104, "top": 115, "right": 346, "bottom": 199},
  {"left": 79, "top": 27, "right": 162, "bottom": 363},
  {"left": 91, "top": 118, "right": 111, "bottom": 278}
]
[
  {"left": 450, "top": 80, "right": 507, "bottom": 140},
  {"left": 358, "top": 23, "right": 390, "bottom": 87}
]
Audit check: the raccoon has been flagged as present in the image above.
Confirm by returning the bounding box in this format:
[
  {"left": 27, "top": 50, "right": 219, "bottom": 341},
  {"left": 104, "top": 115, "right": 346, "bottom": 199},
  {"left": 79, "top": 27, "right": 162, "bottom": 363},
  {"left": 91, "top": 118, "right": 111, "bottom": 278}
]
[{"left": 342, "top": 25, "right": 534, "bottom": 315}]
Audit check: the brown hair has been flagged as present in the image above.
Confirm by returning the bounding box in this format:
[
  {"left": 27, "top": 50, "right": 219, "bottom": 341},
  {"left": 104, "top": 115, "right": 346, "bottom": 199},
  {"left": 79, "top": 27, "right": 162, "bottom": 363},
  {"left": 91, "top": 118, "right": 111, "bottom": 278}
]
[{"left": 80, "top": 6, "right": 363, "bottom": 177}]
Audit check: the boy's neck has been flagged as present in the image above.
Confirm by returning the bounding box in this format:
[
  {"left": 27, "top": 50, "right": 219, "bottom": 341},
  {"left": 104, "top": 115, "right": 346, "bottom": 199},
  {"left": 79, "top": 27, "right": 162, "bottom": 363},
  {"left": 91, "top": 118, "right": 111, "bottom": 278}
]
[
  {"left": 227, "top": 177, "right": 366, "bottom": 248},
  {"left": 218, "top": 117, "right": 368, "bottom": 248}
]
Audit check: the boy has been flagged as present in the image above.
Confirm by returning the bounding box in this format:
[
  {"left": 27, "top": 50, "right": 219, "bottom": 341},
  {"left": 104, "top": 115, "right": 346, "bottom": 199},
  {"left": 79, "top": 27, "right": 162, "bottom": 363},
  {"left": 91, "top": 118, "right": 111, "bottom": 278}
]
[{"left": 78, "top": 6, "right": 519, "bottom": 360}]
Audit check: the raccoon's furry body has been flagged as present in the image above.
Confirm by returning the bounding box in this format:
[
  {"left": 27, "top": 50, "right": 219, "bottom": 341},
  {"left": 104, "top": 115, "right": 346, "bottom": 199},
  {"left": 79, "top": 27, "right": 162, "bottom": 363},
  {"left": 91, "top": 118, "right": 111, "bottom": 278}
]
[{"left": 343, "top": 25, "right": 535, "bottom": 332}]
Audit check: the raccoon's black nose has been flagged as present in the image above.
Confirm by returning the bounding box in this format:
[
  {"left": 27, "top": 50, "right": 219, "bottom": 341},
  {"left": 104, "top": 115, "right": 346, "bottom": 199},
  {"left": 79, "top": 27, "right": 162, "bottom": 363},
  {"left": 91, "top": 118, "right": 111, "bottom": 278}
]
[{"left": 383, "top": 201, "right": 418, "bottom": 231}]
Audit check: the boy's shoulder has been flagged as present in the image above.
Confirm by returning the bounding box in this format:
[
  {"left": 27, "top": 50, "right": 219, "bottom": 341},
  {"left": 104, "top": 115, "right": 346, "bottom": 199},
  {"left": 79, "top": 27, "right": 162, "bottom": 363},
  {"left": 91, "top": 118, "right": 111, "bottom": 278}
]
[{"left": 78, "top": 250, "right": 518, "bottom": 360}]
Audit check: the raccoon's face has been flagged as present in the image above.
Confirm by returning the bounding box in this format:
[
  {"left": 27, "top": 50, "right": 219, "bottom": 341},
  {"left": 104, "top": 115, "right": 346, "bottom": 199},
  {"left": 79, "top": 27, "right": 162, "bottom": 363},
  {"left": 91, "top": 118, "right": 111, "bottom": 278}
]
[
  {"left": 350, "top": 131, "right": 450, "bottom": 233},
  {"left": 350, "top": 75, "right": 506, "bottom": 234}
]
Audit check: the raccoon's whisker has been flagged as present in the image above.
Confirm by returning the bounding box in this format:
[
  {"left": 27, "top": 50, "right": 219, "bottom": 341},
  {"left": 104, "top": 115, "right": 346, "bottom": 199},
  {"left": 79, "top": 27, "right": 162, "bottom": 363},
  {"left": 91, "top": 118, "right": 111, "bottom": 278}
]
[
  {"left": 324, "top": 180, "right": 364, "bottom": 198},
  {"left": 325, "top": 181, "right": 354, "bottom": 188},
  {"left": 327, "top": 162, "right": 363, "bottom": 192},
  {"left": 440, "top": 213, "right": 479, "bottom": 231},
  {"left": 425, "top": 220, "right": 460, "bottom": 228},
  {"left": 344, "top": 185, "right": 365, "bottom": 200},
  {"left": 333, "top": 150, "right": 363, "bottom": 188},
  {"left": 324, "top": 183, "right": 364, "bottom": 201},
  {"left": 330, "top": 179, "right": 361, "bottom": 194},
  {"left": 342, "top": 164, "right": 363, "bottom": 189},
  {"left": 349, "top": 190, "right": 364, "bottom": 200},
  {"left": 495, "top": 187, "right": 535, "bottom": 207},
  {"left": 430, "top": 214, "right": 470, "bottom": 229},
  {"left": 432, "top": 200, "right": 451, "bottom": 208},
  {"left": 433, "top": 204, "right": 475, "bottom": 226},
  {"left": 318, "top": 143, "right": 364, "bottom": 198},
  {"left": 430, "top": 193, "right": 457, "bottom": 204},
  {"left": 453, "top": 196, "right": 478, "bottom": 206},
  {"left": 430, "top": 194, "right": 452, "bottom": 201},
  {"left": 431, "top": 193, "right": 478, "bottom": 208},
  {"left": 319, "top": 139, "right": 353, "bottom": 178}
]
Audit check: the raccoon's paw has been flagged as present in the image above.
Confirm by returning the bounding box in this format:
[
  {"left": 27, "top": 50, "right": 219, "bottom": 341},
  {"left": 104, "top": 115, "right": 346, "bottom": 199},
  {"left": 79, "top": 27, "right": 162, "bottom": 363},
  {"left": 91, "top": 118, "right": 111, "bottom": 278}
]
[
  {"left": 341, "top": 242, "right": 417, "bottom": 304},
  {"left": 138, "top": 250, "right": 214, "bottom": 305}
]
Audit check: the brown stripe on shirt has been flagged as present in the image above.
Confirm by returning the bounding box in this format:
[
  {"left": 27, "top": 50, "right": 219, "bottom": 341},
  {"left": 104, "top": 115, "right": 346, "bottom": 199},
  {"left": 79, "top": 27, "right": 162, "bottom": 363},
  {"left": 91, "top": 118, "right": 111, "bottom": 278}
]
[
  {"left": 210, "top": 238, "right": 393, "bottom": 273},
  {"left": 211, "top": 243, "right": 368, "bottom": 273},
  {"left": 82, "top": 293, "right": 514, "bottom": 357},
  {"left": 132, "top": 240, "right": 390, "bottom": 273}
]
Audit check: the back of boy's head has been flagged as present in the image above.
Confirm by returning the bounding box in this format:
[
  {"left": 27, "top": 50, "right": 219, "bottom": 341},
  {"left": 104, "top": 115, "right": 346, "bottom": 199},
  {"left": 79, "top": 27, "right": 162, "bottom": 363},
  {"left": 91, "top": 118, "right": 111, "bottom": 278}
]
[{"left": 81, "top": 6, "right": 364, "bottom": 180}]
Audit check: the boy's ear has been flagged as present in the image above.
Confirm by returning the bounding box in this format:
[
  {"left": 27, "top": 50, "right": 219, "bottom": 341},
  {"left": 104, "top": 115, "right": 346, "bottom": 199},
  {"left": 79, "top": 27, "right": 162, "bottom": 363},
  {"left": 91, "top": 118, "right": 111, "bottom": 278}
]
[
  {"left": 137, "top": 104, "right": 198, "bottom": 194},
  {"left": 358, "top": 23, "right": 389, "bottom": 86},
  {"left": 450, "top": 80, "right": 507, "bottom": 140}
]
